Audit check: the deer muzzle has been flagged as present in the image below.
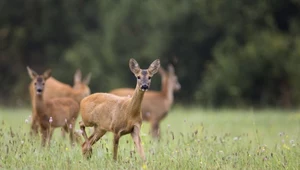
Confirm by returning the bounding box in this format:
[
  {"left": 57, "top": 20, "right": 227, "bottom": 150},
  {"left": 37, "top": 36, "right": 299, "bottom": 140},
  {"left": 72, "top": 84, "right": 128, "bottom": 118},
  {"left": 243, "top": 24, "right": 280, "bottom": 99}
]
[{"left": 141, "top": 84, "right": 149, "bottom": 91}]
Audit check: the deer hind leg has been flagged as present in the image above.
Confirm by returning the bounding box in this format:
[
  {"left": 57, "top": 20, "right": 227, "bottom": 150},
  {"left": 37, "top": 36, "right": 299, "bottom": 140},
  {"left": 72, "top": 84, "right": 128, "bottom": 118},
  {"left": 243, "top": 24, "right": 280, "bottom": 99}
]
[
  {"left": 113, "top": 134, "right": 120, "bottom": 161},
  {"left": 81, "top": 127, "right": 106, "bottom": 159},
  {"left": 151, "top": 121, "right": 160, "bottom": 139},
  {"left": 131, "top": 125, "right": 145, "bottom": 161}
]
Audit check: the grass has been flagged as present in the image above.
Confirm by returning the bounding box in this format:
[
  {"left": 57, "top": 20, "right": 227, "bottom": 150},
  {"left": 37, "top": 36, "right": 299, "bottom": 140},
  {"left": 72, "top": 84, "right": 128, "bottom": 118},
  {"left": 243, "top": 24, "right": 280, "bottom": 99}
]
[{"left": 0, "top": 107, "right": 300, "bottom": 169}]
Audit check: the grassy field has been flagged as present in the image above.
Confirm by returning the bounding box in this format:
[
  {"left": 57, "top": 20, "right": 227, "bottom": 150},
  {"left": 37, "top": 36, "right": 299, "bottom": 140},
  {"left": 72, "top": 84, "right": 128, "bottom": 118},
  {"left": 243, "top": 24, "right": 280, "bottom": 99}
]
[{"left": 0, "top": 107, "right": 299, "bottom": 169}]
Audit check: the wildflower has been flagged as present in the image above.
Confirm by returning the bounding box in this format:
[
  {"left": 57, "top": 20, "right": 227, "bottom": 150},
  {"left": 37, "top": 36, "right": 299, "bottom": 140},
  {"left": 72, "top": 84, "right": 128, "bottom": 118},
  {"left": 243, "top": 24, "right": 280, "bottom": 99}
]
[
  {"left": 25, "top": 119, "right": 29, "bottom": 124},
  {"left": 21, "top": 140, "right": 24, "bottom": 144},
  {"left": 66, "top": 147, "right": 69, "bottom": 151},
  {"left": 142, "top": 163, "right": 147, "bottom": 169},
  {"left": 283, "top": 144, "right": 290, "bottom": 150},
  {"left": 233, "top": 137, "right": 239, "bottom": 141},
  {"left": 76, "top": 129, "right": 83, "bottom": 134},
  {"left": 167, "top": 124, "right": 171, "bottom": 128},
  {"left": 49, "top": 117, "right": 53, "bottom": 123}
]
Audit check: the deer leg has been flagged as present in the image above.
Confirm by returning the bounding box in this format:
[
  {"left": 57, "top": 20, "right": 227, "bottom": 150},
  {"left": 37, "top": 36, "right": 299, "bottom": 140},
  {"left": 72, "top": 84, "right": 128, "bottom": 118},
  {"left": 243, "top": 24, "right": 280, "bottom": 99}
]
[
  {"left": 82, "top": 128, "right": 106, "bottom": 159},
  {"left": 113, "top": 134, "right": 120, "bottom": 161},
  {"left": 40, "top": 126, "right": 48, "bottom": 147},
  {"left": 79, "top": 121, "right": 89, "bottom": 141},
  {"left": 61, "top": 127, "right": 67, "bottom": 139},
  {"left": 69, "top": 123, "right": 75, "bottom": 147},
  {"left": 151, "top": 121, "right": 160, "bottom": 139},
  {"left": 30, "top": 103, "right": 39, "bottom": 136},
  {"left": 131, "top": 125, "right": 145, "bottom": 161},
  {"left": 47, "top": 128, "right": 55, "bottom": 147},
  {"left": 30, "top": 114, "right": 39, "bottom": 136}
]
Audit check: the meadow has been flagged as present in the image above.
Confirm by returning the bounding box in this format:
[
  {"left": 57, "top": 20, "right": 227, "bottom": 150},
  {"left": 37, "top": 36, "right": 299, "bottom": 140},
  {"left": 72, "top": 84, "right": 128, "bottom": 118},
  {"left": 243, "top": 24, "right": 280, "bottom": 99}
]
[{"left": 0, "top": 107, "right": 299, "bottom": 169}]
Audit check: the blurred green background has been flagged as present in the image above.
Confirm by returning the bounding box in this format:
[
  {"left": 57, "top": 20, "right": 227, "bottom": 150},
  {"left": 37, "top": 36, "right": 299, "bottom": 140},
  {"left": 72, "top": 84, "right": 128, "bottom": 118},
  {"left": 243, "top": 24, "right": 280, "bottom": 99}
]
[{"left": 1, "top": 0, "right": 300, "bottom": 108}]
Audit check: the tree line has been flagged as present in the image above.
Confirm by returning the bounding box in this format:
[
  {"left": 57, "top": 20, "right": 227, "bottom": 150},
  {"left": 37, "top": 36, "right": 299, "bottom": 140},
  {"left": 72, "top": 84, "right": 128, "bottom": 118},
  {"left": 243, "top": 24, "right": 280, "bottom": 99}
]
[{"left": 1, "top": 0, "right": 300, "bottom": 108}]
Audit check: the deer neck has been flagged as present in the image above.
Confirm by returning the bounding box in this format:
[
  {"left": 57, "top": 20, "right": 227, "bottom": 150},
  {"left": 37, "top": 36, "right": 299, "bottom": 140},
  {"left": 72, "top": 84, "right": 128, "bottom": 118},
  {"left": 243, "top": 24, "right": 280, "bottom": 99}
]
[
  {"left": 35, "top": 94, "right": 46, "bottom": 115},
  {"left": 65, "top": 88, "right": 84, "bottom": 103},
  {"left": 127, "top": 84, "right": 145, "bottom": 117},
  {"left": 161, "top": 76, "right": 174, "bottom": 105},
  {"left": 161, "top": 76, "right": 168, "bottom": 96}
]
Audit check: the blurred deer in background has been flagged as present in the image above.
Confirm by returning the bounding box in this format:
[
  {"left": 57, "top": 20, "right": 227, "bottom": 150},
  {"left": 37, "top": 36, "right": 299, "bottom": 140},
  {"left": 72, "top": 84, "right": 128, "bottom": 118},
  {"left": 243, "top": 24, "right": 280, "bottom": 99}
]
[
  {"left": 110, "top": 64, "right": 180, "bottom": 138},
  {"left": 79, "top": 58, "right": 160, "bottom": 160},
  {"left": 27, "top": 67, "right": 80, "bottom": 147},
  {"left": 28, "top": 68, "right": 91, "bottom": 136}
]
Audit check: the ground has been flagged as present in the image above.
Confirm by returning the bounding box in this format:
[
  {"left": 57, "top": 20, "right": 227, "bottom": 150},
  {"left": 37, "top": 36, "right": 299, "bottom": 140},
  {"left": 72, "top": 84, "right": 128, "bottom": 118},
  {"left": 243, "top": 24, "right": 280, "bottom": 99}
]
[{"left": 0, "top": 107, "right": 299, "bottom": 169}]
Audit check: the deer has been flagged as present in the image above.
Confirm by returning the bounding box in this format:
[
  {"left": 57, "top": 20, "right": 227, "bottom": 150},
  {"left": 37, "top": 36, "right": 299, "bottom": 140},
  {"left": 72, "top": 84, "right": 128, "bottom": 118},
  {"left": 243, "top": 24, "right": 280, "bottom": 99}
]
[
  {"left": 27, "top": 67, "right": 80, "bottom": 147},
  {"left": 79, "top": 58, "right": 160, "bottom": 160},
  {"left": 28, "top": 68, "right": 91, "bottom": 137},
  {"left": 110, "top": 64, "right": 181, "bottom": 138}
]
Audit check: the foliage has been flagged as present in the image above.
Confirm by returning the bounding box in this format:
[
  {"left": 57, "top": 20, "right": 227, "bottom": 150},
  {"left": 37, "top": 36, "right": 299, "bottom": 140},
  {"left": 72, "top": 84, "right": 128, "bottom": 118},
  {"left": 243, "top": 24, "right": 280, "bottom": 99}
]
[{"left": 1, "top": 0, "right": 300, "bottom": 107}]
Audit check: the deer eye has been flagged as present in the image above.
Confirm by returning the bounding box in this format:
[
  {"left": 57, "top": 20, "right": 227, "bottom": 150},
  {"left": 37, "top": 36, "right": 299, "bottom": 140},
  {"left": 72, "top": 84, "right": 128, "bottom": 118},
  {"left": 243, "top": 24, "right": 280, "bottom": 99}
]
[
  {"left": 137, "top": 76, "right": 141, "bottom": 79},
  {"left": 34, "top": 83, "right": 36, "bottom": 85},
  {"left": 42, "top": 83, "right": 45, "bottom": 85},
  {"left": 148, "top": 76, "right": 151, "bottom": 80}
]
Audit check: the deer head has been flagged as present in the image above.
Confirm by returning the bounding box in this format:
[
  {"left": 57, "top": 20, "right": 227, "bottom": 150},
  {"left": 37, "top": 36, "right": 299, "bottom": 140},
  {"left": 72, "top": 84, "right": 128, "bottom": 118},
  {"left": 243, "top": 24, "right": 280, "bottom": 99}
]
[
  {"left": 129, "top": 58, "right": 160, "bottom": 91},
  {"left": 168, "top": 64, "right": 181, "bottom": 91},
  {"left": 27, "top": 67, "right": 52, "bottom": 95},
  {"left": 73, "top": 69, "right": 92, "bottom": 97}
]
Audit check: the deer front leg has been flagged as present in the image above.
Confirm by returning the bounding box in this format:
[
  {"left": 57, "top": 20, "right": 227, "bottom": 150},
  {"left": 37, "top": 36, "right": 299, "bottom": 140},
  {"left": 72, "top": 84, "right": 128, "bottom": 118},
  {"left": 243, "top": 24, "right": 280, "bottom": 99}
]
[
  {"left": 113, "top": 134, "right": 120, "bottom": 161},
  {"left": 131, "top": 125, "right": 145, "bottom": 161},
  {"left": 69, "top": 123, "right": 75, "bottom": 147},
  {"left": 79, "top": 121, "right": 89, "bottom": 141},
  {"left": 47, "top": 128, "right": 55, "bottom": 147},
  {"left": 61, "top": 127, "right": 67, "bottom": 139},
  {"left": 40, "top": 126, "right": 48, "bottom": 147},
  {"left": 30, "top": 114, "right": 39, "bottom": 136}
]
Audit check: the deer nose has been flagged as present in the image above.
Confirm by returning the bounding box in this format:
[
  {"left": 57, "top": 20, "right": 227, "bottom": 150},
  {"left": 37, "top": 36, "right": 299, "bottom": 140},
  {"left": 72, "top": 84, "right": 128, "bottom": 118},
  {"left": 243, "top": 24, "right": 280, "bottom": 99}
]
[
  {"left": 37, "top": 89, "right": 42, "bottom": 93},
  {"left": 141, "top": 85, "right": 149, "bottom": 90}
]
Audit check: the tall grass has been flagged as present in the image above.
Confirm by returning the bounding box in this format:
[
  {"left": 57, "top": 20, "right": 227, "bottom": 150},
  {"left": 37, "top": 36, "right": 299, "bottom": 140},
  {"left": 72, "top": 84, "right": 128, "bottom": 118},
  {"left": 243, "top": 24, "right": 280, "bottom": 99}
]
[{"left": 0, "top": 107, "right": 299, "bottom": 169}]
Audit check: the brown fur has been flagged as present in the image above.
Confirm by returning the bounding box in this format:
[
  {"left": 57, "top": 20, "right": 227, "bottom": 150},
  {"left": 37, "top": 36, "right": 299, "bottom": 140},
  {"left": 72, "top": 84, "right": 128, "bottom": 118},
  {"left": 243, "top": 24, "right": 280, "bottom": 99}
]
[
  {"left": 110, "top": 64, "right": 180, "bottom": 138},
  {"left": 80, "top": 58, "right": 160, "bottom": 160},
  {"left": 28, "top": 69, "right": 91, "bottom": 136},
  {"left": 27, "top": 67, "right": 80, "bottom": 146}
]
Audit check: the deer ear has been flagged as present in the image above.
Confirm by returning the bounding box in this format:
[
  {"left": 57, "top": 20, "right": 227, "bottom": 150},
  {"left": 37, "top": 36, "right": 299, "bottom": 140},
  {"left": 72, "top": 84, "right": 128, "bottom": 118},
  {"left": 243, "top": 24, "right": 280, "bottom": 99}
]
[
  {"left": 148, "top": 59, "right": 160, "bottom": 75},
  {"left": 158, "top": 67, "right": 166, "bottom": 76},
  {"left": 168, "top": 64, "right": 175, "bottom": 74},
  {"left": 43, "top": 69, "right": 52, "bottom": 80},
  {"left": 74, "top": 69, "right": 82, "bottom": 84},
  {"left": 129, "top": 58, "right": 140, "bottom": 75},
  {"left": 27, "top": 66, "right": 38, "bottom": 79},
  {"left": 83, "top": 73, "right": 92, "bottom": 85}
]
